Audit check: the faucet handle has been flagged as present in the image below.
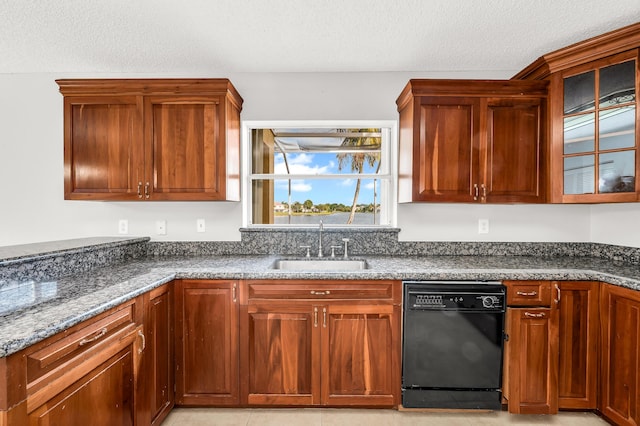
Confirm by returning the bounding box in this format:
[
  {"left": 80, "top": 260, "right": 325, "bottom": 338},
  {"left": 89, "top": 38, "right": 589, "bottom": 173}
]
[
  {"left": 341, "top": 238, "right": 350, "bottom": 259},
  {"left": 299, "top": 245, "right": 311, "bottom": 258},
  {"left": 330, "top": 245, "right": 341, "bottom": 258}
]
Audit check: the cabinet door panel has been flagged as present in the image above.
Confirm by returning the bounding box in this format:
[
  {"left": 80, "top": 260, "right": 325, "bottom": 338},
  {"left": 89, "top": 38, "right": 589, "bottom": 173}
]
[
  {"left": 506, "top": 308, "right": 558, "bottom": 414},
  {"left": 175, "top": 280, "right": 238, "bottom": 405},
  {"left": 323, "top": 305, "right": 396, "bottom": 406},
  {"left": 64, "top": 96, "right": 143, "bottom": 200},
  {"left": 29, "top": 348, "right": 135, "bottom": 426},
  {"left": 414, "top": 97, "right": 480, "bottom": 201},
  {"left": 247, "top": 304, "right": 319, "bottom": 405},
  {"left": 147, "top": 97, "right": 225, "bottom": 200},
  {"left": 148, "top": 286, "right": 174, "bottom": 425},
  {"left": 600, "top": 284, "right": 640, "bottom": 425},
  {"left": 487, "top": 99, "right": 544, "bottom": 202},
  {"left": 558, "top": 281, "right": 598, "bottom": 409}
]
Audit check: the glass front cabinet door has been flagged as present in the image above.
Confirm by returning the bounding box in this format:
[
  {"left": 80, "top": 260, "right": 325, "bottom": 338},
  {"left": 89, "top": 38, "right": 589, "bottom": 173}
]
[{"left": 556, "top": 51, "right": 639, "bottom": 202}]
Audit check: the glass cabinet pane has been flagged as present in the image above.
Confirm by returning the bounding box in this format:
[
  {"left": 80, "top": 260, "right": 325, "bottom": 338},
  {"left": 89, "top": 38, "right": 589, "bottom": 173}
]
[
  {"left": 599, "top": 105, "right": 636, "bottom": 151},
  {"left": 599, "top": 151, "right": 636, "bottom": 193},
  {"left": 564, "top": 71, "right": 595, "bottom": 114},
  {"left": 564, "top": 155, "right": 595, "bottom": 194},
  {"left": 564, "top": 113, "right": 595, "bottom": 154},
  {"left": 599, "top": 60, "right": 636, "bottom": 108}
]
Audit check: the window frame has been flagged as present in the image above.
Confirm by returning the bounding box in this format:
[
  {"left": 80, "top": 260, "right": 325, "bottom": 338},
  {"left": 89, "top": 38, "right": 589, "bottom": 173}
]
[{"left": 241, "top": 120, "right": 398, "bottom": 228}]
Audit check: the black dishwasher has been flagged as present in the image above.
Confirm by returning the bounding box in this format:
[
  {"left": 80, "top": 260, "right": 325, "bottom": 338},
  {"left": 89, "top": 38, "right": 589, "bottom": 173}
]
[{"left": 402, "top": 281, "right": 505, "bottom": 409}]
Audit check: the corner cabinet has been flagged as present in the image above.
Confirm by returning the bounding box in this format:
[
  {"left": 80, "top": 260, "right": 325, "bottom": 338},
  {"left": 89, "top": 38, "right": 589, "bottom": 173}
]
[
  {"left": 600, "top": 283, "right": 640, "bottom": 426},
  {"left": 515, "top": 23, "right": 640, "bottom": 203},
  {"left": 239, "top": 280, "right": 401, "bottom": 407},
  {"left": 396, "top": 80, "right": 548, "bottom": 203},
  {"left": 56, "top": 79, "right": 243, "bottom": 201}
]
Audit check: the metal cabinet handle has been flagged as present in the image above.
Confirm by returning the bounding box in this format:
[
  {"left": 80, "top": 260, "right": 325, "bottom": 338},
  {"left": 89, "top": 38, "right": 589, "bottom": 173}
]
[
  {"left": 79, "top": 327, "right": 108, "bottom": 346},
  {"left": 524, "top": 312, "right": 545, "bottom": 318},
  {"left": 481, "top": 183, "right": 487, "bottom": 200},
  {"left": 310, "top": 290, "right": 330, "bottom": 295},
  {"left": 554, "top": 283, "right": 561, "bottom": 305},
  {"left": 144, "top": 182, "right": 150, "bottom": 199},
  {"left": 323, "top": 307, "right": 327, "bottom": 328},
  {"left": 232, "top": 283, "right": 237, "bottom": 303},
  {"left": 137, "top": 330, "right": 146, "bottom": 354},
  {"left": 473, "top": 183, "right": 479, "bottom": 201},
  {"left": 314, "top": 307, "right": 318, "bottom": 328},
  {"left": 137, "top": 182, "right": 143, "bottom": 199},
  {"left": 516, "top": 291, "right": 538, "bottom": 297}
]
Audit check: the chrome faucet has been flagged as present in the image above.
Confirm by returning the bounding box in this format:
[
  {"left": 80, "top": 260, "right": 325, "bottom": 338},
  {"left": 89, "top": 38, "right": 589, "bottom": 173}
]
[{"left": 318, "top": 220, "right": 324, "bottom": 258}]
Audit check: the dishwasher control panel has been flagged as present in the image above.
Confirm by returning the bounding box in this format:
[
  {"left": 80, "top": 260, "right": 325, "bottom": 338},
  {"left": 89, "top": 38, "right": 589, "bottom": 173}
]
[{"left": 404, "top": 281, "right": 505, "bottom": 311}]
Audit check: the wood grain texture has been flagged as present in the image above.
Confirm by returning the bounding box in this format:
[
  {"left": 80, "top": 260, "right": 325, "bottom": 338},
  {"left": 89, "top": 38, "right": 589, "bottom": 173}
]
[
  {"left": 58, "top": 79, "right": 242, "bottom": 201},
  {"left": 396, "top": 80, "right": 548, "bottom": 203},
  {"left": 558, "top": 281, "right": 599, "bottom": 409},
  {"left": 506, "top": 307, "right": 558, "bottom": 414},
  {"left": 174, "top": 280, "right": 239, "bottom": 405},
  {"left": 600, "top": 283, "right": 640, "bottom": 426},
  {"left": 148, "top": 285, "right": 174, "bottom": 425}
]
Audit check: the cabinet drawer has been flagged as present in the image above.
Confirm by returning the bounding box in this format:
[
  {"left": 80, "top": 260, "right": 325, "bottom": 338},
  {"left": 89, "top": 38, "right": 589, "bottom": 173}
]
[
  {"left": 504, "top": 281, "right": 551, "bottom": 306},
  {"left": 245, "top": 280, "right": 396, "bottom": 301},
  {"left": 26, "top": 300, "right": 138, "bottom": 388}
]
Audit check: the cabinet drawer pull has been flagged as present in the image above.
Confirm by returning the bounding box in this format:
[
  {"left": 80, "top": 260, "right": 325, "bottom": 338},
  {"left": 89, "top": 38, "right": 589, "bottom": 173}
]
[
  {"left": 310, "top": 290, "right": 330, "bottom": 295},
  {"left": 137, "top": 181, "right": 143, "bottom": 199},
  {"left": 473, "top": 183, "right": 479, "bottom": 201},
  {"left": 78, "top": 327, "right": 108, "bottom": 346},
  {"left": 524, "top": 312, "right": 545, "bottom": 318},
  {"left": 138, "top": 330, "right": 146, "bottom": 354},
  {"left": 323, "top": 307, "right": 327, "bottom": 328},
  {"left": 144, "top": 182, "right": 150, "bottom": 199},
  {"left": 516, "top": 291, "right": 538, "bottom": 297},
  {"left": 314, "top": 307, "right": 318, "bottom": 328},
  {"left": 481, "top": 183, "right": 487, "bottom": 200},
  {"left": 554, "top": 283, "right": 561, "bottom": 304},
  {"left": 232, "top": 283, "right": 237, "bottom": 303}
]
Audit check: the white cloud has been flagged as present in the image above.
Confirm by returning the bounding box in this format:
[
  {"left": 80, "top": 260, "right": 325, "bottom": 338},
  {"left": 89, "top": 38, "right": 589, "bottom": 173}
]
[
  {"left": 274, "top": 153, "right": 330, "bottom": 175},
  {"left": 291, "top": 181, "right": 312, "bottom": 192},
  {"left": 340, "top": 179, "right": 355, "bottom": 187},
  {"left": 364, "top": 181, "right": 376, "bottom": 190}
]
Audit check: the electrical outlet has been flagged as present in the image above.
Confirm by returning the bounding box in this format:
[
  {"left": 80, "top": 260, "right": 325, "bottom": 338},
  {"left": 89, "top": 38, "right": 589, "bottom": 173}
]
[
  {"left": 156, "top": 220, "right": 167, "bottom": 235},
  {"left": 478, "top": 219, "right": 489, "bottom": 234},
  {"left": 118, "top": 219, "right": 128, "bottom": 235},
  {"left": 196, "top": 219, "right": 206, "bottom": 233}
]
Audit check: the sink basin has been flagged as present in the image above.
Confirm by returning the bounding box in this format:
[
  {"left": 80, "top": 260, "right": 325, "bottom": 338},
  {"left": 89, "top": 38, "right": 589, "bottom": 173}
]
[{"left": 271, "top": 259, "right": 368, "bottom": 271}]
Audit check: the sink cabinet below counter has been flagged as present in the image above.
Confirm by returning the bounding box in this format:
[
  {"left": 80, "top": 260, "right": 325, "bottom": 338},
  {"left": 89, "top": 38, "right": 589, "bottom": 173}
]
[{"left": 238, "top": 279, "right": 402, "bottom": 407}]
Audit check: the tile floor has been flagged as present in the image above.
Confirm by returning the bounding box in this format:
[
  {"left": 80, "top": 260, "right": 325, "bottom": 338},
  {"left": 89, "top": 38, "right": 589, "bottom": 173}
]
[{"left": 162, "top": 408, "right": 611, "bottom": 425}]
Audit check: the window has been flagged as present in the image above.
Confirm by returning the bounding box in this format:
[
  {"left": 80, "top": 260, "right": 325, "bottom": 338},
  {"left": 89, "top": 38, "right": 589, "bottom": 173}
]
[
  {"left": 242, "top": 121, "right": 397, "bottom": 227},
  {"left": 562, "top": 58, "right": 637, "bottom": 195}
]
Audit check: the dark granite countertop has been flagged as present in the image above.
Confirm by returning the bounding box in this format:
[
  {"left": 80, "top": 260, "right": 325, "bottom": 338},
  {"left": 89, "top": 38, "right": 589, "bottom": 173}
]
[{"left": 1, "top": 252, "right": 640, "bottom": 358}]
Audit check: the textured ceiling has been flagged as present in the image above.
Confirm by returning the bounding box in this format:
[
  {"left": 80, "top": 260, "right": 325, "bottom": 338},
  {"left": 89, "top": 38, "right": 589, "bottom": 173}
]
[{"left": 1, "top": 0, "right": 639, "bottom": 75}]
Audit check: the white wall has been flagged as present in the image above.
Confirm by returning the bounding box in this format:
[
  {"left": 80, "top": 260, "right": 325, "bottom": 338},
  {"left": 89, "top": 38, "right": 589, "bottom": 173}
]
[
  {"left": 590, "top": 203, "right": 640, "bottom": 247},
  {"left": 0, "top": 71, "right": 621, "bottom": 247}
]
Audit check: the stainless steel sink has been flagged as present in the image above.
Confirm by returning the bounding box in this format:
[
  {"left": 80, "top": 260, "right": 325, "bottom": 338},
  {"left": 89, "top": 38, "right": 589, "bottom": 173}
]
[{"left": 271, "top": 259, "right": 368, "bottom": 271}]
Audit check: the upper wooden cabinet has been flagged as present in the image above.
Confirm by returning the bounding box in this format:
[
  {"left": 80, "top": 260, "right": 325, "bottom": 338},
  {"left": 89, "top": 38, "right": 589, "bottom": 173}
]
[
  {"left": 515, "top": 23, "right": 640, "bottom": 203},
  {"left": 397, "top": 80, "right": 548, "bottom": 203},
  {"left": 57, "top": 79, "right": 243, "bottom": 201}
]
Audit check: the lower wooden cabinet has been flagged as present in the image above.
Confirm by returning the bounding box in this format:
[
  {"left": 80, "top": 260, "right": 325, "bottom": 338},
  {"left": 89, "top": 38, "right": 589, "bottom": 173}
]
[
  {"left": 504, "top": 307, "right": 559, "bottom": 414},
  {"left": 600, "top": 283, "right": 640, "bottom": 426},
  {"left": 557, "top": 281, "right": 599, "bottom": 409},
  {"left": 174, "top": 279, "right": 239, "bottom": 405},
  {"left": 240, "top": 280, "right": 401, "bottom": 407},
  {"left": 146, "top": 283, "right": 174, "bottom": 425},
  {"left": 28, "top": 329, "right": 142, "bottom": 425}
]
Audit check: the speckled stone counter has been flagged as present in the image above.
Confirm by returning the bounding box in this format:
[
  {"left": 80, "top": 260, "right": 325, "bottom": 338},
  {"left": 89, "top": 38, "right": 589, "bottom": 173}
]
[{"left": 1, "top": 235, "right": 640, "bottom": 359}]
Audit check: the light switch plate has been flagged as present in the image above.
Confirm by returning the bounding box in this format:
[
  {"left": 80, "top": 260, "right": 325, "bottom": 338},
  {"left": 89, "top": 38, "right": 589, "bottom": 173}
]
[
  {"left": 478, "top": 219, "right": 489, "bottom": 234},
  {"left": 196, "top": 219, "right": 206, "bottom": 233}
]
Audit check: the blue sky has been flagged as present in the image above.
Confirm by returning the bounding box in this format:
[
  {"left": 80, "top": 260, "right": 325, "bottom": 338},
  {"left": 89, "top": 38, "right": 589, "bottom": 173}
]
[{"left": 274, "top": 152, "right": 379, "bottom": 205}]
